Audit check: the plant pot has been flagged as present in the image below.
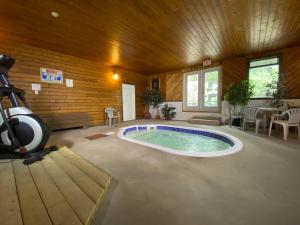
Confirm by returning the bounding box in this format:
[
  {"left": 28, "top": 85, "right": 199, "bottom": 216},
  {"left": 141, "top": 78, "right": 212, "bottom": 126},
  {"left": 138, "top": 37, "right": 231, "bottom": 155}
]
[
  {"left": 144, "top": 112, "right": 151, "bottom": 119},
  {"left": 231, "top": 116, "right": 241, "bottom": 127},
  {"left": 155, "top": 115, "right": 161, "bottom": 119}
]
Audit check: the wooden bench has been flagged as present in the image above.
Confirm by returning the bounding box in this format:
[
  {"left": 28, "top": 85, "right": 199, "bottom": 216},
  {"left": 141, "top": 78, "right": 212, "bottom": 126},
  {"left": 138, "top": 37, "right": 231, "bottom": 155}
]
[
  {"left": 43, "top": 112, "right": 90, "bottom": 131},
  {"left": 0, "top": 146, "right": 111, "bottom": 225}
]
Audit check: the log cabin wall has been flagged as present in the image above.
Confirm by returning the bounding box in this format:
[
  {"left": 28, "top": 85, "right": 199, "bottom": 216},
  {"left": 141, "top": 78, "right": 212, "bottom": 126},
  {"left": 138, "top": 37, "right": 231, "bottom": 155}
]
[
  {"left": 149, "top": 46, "right": 300, "bottom": 101},
  {"left": 0, "top": 41, "right": 148, "bottom": 126},
  {"left": 282, "top": 47, "right": 300, "bottom": 98}
]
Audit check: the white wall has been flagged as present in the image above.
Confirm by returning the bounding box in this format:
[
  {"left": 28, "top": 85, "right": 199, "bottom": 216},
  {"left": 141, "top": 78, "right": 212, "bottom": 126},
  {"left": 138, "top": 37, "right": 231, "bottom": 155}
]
[{"left": 152, "top": 99, "right": 300, "bottom": 122}]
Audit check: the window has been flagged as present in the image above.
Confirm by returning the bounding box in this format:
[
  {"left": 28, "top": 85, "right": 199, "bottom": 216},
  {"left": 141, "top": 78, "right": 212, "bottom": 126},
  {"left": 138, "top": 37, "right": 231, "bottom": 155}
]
[
  {"left": 186, "top": 74, "right": 199, "bottom": 107},
  {"left": 183, "top": 67, "right": 221, "bottom": 112},
  {"left": 204, "top": 70, "right": 219, "bottom": 107},
  {"left": 248, "top": 57, "right": 279, "bottom": 98}
]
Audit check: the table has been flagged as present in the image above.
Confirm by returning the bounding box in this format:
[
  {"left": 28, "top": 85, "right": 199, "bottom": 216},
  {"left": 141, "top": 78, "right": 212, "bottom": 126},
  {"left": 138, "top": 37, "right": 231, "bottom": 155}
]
[{"left": 257, "top": 107, "right": 283, "bottom": 132}]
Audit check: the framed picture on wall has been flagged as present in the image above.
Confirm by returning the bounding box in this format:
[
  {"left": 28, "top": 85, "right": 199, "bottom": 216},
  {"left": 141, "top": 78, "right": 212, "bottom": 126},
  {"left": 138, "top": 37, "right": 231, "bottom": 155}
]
[
  {"left": 151, "top": 78, "right": 160, "bottom": 90},
  {"left": 40, "top": 68, "right": 63, "bottom": 84}
]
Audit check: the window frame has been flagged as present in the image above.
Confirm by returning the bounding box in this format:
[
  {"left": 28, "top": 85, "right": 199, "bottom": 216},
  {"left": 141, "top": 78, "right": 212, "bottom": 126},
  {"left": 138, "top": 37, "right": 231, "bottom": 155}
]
[
  {"left": 183, "top": 67, "right": 222, "bottom": 112},
  {"left": 248, "top": 55, "right": 281, "bottom": 100}
]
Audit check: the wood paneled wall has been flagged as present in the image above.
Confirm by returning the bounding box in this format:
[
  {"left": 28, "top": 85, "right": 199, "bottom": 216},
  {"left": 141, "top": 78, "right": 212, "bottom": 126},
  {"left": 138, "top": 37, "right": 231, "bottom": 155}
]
[
  {"left": 274, "top": 47, "right": 300, "bottom": 98},
  {"left": 150, "top": 46, "right": 300, "bottom": 101},
  {"left": 282, "top": 47, "right": 300, "bottom": 98},
  {"left": 0, "top": 41, "right": 147, "bottom": 126},
  {"left": 222, "top": 57, "right": 248, "bottom": 91}
]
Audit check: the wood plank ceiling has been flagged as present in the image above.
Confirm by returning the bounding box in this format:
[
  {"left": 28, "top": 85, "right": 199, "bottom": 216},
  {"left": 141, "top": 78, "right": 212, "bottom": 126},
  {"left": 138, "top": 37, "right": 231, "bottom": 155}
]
[{"left": 0, "top": 0, "right": 299, "bottom": 74}]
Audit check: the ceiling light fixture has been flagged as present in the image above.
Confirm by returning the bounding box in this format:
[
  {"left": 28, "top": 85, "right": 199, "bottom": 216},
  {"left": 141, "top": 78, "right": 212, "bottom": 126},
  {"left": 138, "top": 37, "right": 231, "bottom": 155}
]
[{"left": 51, "top": 11, "right": 60, "bottom": 18}]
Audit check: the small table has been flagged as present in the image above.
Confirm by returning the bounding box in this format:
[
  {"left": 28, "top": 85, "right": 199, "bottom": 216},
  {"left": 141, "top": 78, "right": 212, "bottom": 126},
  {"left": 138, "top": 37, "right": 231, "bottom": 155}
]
[{"left": 257, "top": 107, "right": 283, "bottom": 132}]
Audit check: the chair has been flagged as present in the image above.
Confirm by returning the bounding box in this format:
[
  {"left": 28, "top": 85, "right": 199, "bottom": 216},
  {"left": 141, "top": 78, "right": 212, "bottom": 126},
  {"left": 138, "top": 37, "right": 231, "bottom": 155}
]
[
  {"left": 105, "top": 107, "right": 120, "bottom": 127},
  {"left": 269, "top": 108, "right": 300, "bottom": 140},
  {"left": 242, "top": 107, "right": 263, "bottom": 134}
]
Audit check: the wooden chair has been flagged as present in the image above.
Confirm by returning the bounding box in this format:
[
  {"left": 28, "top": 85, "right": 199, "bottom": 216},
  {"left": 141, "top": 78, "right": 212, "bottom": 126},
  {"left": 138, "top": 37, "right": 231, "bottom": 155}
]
[
  {"left": 269, "top": 108, "right": 300, "bottom": 140},
  {"left": 242, "top": 107, "right": 263, "bottom": 134},
  {"left": 105, "top": 107, "right": 120, "bottom": 127}
]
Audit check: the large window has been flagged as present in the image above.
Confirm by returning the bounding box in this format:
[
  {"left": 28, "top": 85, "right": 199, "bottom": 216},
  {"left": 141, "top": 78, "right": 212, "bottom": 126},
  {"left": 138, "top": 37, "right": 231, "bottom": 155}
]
[
  {"left": 248, "top": 57, "right": 279, "bottom": 98},
  {"left": 183, "top": 67, "right": 221, "bottom": 112}
]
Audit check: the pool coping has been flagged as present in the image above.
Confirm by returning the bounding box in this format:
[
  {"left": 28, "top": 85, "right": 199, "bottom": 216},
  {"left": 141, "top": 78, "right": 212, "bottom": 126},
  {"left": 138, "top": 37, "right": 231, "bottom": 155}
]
[{"left": 117, "top": 124, "right": 243, "bottom": 157}]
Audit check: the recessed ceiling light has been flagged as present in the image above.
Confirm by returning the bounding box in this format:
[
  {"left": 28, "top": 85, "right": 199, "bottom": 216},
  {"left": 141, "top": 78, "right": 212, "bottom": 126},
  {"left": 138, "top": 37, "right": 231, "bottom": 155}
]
[{"left": 51, "top": 11, "right": 59, "bottom": 18}]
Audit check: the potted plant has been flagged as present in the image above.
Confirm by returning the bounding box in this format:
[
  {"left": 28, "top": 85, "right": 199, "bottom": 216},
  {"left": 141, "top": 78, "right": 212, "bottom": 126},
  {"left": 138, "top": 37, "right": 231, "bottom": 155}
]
[
  {"left": 224, "top": 80, "right": 254, "bottom": 126},
  {"left": 265, "top": 75, "right": 287, "bottom": 108},
  {"left": 141, "top": 88, "right": 152, "bottom": 119},
  {"left": 150, "top": 88, "right": 164, "bottom": 119},
  {"left": 161, "top": 103, "right": 176, "bottom": 120}
]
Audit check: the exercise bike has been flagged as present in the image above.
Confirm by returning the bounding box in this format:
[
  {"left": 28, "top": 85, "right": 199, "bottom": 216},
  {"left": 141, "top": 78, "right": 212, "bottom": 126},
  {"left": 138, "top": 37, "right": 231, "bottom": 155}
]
[{"left": 0, "top": 54, "right": 57, "bottom": 164}]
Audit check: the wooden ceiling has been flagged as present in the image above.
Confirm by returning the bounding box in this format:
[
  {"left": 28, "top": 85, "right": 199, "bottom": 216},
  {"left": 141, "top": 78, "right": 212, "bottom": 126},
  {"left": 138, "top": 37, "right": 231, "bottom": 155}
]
[{"left": 0, "top": 0, "right": 300, "bottom": 74}]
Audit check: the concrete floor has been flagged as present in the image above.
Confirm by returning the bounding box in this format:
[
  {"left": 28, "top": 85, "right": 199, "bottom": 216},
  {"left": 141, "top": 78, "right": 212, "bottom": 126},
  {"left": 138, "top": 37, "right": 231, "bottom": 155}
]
[{"left": 49, "top": 120, "right": 300, "bottom": 225}]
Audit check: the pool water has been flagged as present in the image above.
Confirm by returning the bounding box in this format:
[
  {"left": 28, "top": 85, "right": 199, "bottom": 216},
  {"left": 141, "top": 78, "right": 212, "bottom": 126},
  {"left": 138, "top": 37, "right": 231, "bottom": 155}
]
[{"left": 126, "top": 130, "right": 231, "bottom": 152}]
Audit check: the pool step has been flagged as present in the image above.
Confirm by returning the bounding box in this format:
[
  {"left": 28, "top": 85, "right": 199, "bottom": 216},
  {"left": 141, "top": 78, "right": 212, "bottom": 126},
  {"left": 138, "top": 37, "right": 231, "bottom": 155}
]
[{"left": 188, "top": 116, "right": 221, "bottom": 126}]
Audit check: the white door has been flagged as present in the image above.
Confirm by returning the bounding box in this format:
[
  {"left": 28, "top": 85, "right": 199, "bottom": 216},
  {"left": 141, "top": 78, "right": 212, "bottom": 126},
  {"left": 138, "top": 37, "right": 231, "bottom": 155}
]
[{"left": 122, "top": 84, "right": 136, "bottom": 121}]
